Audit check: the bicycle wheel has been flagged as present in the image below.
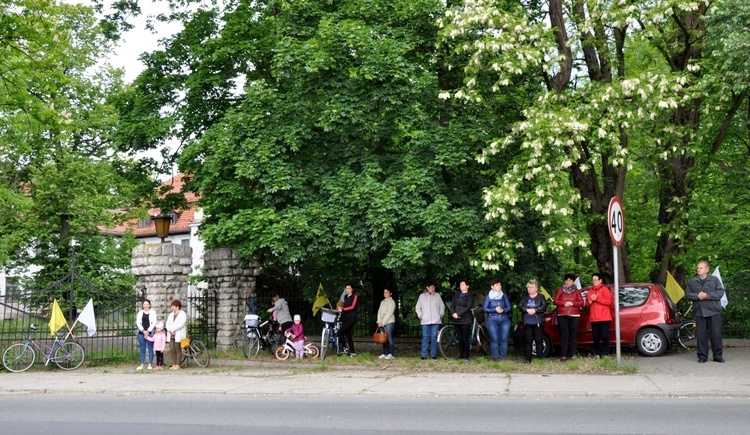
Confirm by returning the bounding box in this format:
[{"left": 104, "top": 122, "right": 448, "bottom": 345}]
[
  {"left": 243, "top": 329, "right": 261, "bottom": 358},
  {"left": 438, "top": 325, "right": 459, "bottom": 359},
  {"left": 306, "top": 344, "right": 319, "bottom": 359},
  {"left": 476, "top": 325, "right": 490, "bottom": 355},
  {"left": 54, "top": 341, "right": 85, "bottom": 370},
  {"left": 275, "top": 346, "right": 290, "bottom": 360},
  {"left": 679, "top": 321, "right": 697, "bottom": 349},
  {"left": 320, "top": 328, "right": 329, "bottom": 361},
  {"left": 233, "top": 326, "right": 246, "bottom": 349},
  {"left": 182, "top": 339, "right": 210, "bottom": 367},
  {"left": 268, "top": 330, "right": 284, "bottom": 352},
  {"left": 3, "top": 343, "right": 35, "bottom": 372}
]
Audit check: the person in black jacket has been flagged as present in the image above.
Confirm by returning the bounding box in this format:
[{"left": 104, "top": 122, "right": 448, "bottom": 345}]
[
  {"left": 518, "top": 279, "right": 547, "bottom": 363},
  {"left": 450, "top": 279, "right": 475, "bottom": 362},
  {"left": 337, "top": 284, "right": 359, "bottom": 357}
]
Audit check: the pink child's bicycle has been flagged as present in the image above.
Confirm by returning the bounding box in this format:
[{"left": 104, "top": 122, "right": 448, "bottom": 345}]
[{"left": 275, "top": 332, "right": 319, "bottom": 360}]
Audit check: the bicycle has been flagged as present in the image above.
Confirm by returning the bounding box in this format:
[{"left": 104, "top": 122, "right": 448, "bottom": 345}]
[
  {"left": 2, "top": 324, "right": 85, "bottom": 372},
  {"left": 678, "top": 305, "right": 697, "bottom": 349},
  {"left": 438, "top": 310, "right": 489, "bottom": 359},
  {"left": 275, "top": 332, "right": 320, "bottom": 360},
  {"left": 180, "top": 337, "right": 210, "bottom": 367},
  {"left": 242, "top": 316, "right": 285, "bottom": 358},
  {"left": 319, "top": 308, "right": 346, "bottom": 360}
]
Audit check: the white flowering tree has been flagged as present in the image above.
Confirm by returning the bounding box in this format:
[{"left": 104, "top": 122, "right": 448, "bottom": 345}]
[{"left": 439, "top": 0, "right": 748, "bottom": 283}]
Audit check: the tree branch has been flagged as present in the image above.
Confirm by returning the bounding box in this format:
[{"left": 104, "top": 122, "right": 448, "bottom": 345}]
[{"left": 711, "top": 90, "right": 748, "bottom": 155}]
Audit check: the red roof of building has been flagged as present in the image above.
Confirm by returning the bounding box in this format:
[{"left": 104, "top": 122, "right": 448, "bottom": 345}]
[{"left": 104, "top": 173, "right": 199, "bottom": 238}]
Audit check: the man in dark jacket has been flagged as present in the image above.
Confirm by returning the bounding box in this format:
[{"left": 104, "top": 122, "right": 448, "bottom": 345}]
[{"left": 685, "top": 261, "right": 725, "bottom": 363}]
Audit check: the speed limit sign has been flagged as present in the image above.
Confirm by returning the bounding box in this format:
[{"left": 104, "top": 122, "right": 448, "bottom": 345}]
[{"left": 608, "top": 197, "right": 625, "bottom": 247}]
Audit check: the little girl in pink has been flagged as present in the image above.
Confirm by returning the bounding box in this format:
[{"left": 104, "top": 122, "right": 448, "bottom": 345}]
[
  {"left": 286, "top": 315, "right": 305, "bottom": 359},
  {"left": 145, "top": 321, "right": 167, "bottom": 370}
]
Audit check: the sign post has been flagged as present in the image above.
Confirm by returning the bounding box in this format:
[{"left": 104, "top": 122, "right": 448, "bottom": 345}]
[{"left": 608, "top": 197, "right": 625, "bottom": 368}]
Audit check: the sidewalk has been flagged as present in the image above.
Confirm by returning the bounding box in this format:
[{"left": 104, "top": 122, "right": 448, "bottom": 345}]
[{"left": 2, "top": 342, "right": 748, "bottom": 399}]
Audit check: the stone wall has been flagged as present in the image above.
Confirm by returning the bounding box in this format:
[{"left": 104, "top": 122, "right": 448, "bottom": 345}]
[
  {"left": 203, "top": 248, "right": 259, "bottom": 351},
  {"left": 131, "top": 243, "right": 193, "bottom": 319}
]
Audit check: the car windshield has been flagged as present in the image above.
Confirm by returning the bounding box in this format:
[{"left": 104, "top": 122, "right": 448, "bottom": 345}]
[{"left": 580, "top": 285, "right": 651, "bottom": 308}]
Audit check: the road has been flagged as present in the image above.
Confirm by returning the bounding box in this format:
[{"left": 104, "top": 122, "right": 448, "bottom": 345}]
[{"left": 1, "top": 395, "right": 747, "bottom": 434}]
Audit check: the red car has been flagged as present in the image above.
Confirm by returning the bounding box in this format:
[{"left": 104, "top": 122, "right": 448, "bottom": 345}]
[{"left": 512, "top": 283, "right": 681, "bottom": 357}]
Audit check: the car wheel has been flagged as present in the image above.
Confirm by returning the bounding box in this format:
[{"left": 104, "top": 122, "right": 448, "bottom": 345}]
[
  {"left": 531, "top": 334, "right": 552, "bottom": 358},
  {"left": 636, "top": 328, "right": 667, "bottom": 357}
]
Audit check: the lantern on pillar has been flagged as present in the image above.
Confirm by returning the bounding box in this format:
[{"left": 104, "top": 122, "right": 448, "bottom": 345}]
[{"left": 151, "top": 213, "right": 172, "bottom": 243}]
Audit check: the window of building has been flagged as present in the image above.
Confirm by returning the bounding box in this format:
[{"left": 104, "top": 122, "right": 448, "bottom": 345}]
[{"left": 5, "top": 276, "right": 21, "bottom": 300}]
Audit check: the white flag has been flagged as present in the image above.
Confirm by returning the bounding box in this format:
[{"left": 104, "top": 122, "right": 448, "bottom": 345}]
[
  {"left": 77, "top": 299, "right": 97, "bottom": 336},
  {"left": 712, "top": 267, "right": 728, "bottom": 309},
  {"left": 574, "top": 277, "right": 582, "bottom": 290}
]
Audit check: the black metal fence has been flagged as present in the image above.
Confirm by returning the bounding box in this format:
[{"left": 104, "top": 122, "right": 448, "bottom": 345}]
[
  {"left": 0, "top": 268, "right": 147, "bottom": 365},
  {"left": 185, "top": 288, "right": 218, "bottom": 346},
  {"left": 0, "top": 266, "right": 219, "bottom": 368}
]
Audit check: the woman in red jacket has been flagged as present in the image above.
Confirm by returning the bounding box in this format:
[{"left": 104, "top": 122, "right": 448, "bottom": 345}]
[
  {"left": 553, "top": 274, "right": 583, "bottom": 362},
  {"left": 586, "top": 273, "right": 612, "bottom": 358}
]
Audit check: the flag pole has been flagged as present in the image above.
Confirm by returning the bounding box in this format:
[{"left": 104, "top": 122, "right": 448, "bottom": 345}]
[{"left": 64, "top": 321, "right": 76, "bottom": 341}]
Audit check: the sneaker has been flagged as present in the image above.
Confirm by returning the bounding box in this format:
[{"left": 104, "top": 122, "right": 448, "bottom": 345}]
[
  {"left": 560, "top": 357, "right": 567, "bottom": 362},
  {"left": 378, "top": 354, "right": 386, "bottom": 359},
  {"left": 463, "top": 359, "right": 470, "bottom": 363},
  {"left": 169, "top": 365, "right": 180, "bottom": 370},
  {"left": 432, "top": 356, "right": 438, "bottom": 360},
  {"left": 154, "top": 366, "right": 162, "bottom": 370},
  {"left": 348, "top": 353, "right": 356, "bottom": 358},
  {"left": 136, "top": 365, "right": 144, "bottom": 370},
  {"left": 420, "top": 357, "right": 427, "bottom": 360},
  {"left": 385, "top": 354, "right": 394, "bottom": 360},
  {"left": 594, "top": 355, "right": 600, "bottom": 360},
  {"left": 147, "top": 365, "right": 153, "bottom": 370}
]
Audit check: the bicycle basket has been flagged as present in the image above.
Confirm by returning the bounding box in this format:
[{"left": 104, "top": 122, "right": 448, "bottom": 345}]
[
  {"left": 244, "top": 314, "right": 260, "bottom": 328},
  {"left": 320, "top": 308, "right": 338, "bottom": 323}
]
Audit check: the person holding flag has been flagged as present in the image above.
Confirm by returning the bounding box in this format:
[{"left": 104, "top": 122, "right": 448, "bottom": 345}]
[{"left": 685, "top": 261, "right": 725, "bottom": 363}]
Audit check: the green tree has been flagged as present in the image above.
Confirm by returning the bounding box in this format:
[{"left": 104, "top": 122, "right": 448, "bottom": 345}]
[
  {"left": 439, "top": 0, "right": 749, "bottom": 284},
  {"left": 1, "top": 0, "right": 147, "bottom": 301},
  {"left": 117, "top": 0, "right": 547, "bottom": 297}
]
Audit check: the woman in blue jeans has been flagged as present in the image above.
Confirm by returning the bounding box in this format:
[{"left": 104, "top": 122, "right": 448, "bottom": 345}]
[
  {"left": 136, "top": 299, "right": 156, "bottom": 370},
  {"left": 483, "top": 278, "right": 512, "bottom": 362}
]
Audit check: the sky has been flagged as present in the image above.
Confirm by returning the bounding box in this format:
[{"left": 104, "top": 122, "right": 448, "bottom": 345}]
[
  {"left": 75, "top": 0, "right": 185, "bottom": 176},
  {"left": 72, "top": 0, "right": 183, "bottom": 82}
]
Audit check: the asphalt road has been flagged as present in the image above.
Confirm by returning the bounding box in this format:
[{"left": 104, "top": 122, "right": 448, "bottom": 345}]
[{"left": 1, "top": 395, "right": 748, "bottom": 434}]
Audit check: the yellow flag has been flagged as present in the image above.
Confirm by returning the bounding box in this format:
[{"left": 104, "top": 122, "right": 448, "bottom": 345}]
[
  {"left": 539, "top": 285, "right": 552, "bottom": 300},
  {"left": 49, "top": 299, "right": 68, "bottom": 336},
  {"left": 665, "top": 271, "right": 685, "bottom": 303},
  {"left": 312, "top": 283, "right": 330, "bottom": 316}
]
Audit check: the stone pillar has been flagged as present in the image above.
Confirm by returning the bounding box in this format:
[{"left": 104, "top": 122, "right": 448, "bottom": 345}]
[
  {"left": 131, "top": 243, "right": 193, "bottom": 319},
  {"left": 203, "top": 248, "right": 259, "bottom": 351}
]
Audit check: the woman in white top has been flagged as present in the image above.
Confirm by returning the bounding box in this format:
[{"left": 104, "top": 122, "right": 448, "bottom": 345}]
[
  {"left": 376, "top": 288, "right": 397, "bottom": 359},
  {"left": 165, "top": 299, "right": 188, "bottom": 370},
  {"left": 136, "top": 300, "right": 157, "bottom": 370}
]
